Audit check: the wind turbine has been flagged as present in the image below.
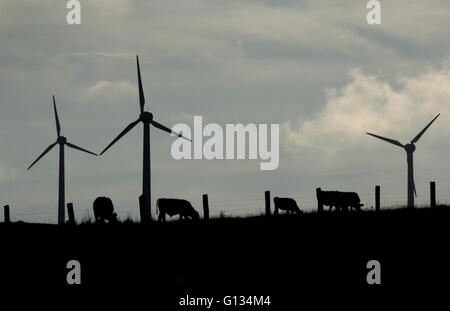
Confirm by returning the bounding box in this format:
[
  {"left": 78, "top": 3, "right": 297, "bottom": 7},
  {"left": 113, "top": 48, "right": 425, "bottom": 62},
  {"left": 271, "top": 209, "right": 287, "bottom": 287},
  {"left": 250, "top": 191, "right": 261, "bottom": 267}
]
[
  {"left": 28, "top": 96, "right": 98, "bottom": 224},
  {"left": 367, "top": 114, "right": 440, "bottom": 208},
  {"left": 100, "top": 55, "right": 191, "bottom": 222}
]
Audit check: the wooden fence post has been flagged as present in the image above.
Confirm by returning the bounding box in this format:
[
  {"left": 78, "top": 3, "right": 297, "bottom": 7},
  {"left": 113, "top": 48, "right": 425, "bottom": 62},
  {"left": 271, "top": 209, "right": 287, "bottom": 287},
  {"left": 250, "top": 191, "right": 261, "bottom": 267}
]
[
  {"left": 202, "top": 194, "right": 209, "bottom": 220},
  {"left": 375, "top": 185, "right": 380, "bottom": 212},
  {"left": 265, "top": 191, "right": 271, "bottom": 216},
  {"left": 316, "top": 188, "right": 323, "bottom": 213},
  {"left": 4, "top": 205, "right": 10, "bottom": 223},
  {"left": 430, "top": 181, "right": 436, "bottom": 208},
  {"left": 67, "top": 203, "right": 75, "bottom": 225}
]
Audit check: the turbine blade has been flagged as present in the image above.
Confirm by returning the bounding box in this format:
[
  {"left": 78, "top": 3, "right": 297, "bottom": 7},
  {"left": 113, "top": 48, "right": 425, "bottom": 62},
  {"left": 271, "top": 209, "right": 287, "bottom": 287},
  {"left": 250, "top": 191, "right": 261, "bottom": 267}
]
[
  {"left": 366, "top": 133, "right": 404, "bottom": 148},
  {"left": 151, "top": 120, "right": 192, "bottom": 141},
  {"left": 410, "top": 113, "right": 440, "bottom": 144},
  {"left": 136, "top": 55, "right": 145, "bottom": 112},
  {"left": 27, "top": 142, "right": 57, "bottom": 170},
  {"left": 53, "top": 95, "right": 61, "bottom": 137},
  {"left": 66, "top": 142, "right": 98, "bottom": 156},
  {"left": 100, "top": 119, "right": 140, "bottom": 155},
  {"left": 413, "top": 179, "right": 417, "bottom": 197}
]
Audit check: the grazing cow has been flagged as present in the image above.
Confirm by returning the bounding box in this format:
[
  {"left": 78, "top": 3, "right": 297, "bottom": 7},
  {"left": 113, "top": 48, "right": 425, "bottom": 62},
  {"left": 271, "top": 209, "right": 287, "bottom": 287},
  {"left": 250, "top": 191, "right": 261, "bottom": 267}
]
[
  {"left": 316, "top": 188, "right": 363, "bottom": 212},
  {"left": 93, "top": 196, "right": 118, "bottom": 223},
  {"left": 273, "top": 197, "right": 302, "bottom": 215},
  {"left": 157, "top": 198, "right": 200, "bottom": 222}
]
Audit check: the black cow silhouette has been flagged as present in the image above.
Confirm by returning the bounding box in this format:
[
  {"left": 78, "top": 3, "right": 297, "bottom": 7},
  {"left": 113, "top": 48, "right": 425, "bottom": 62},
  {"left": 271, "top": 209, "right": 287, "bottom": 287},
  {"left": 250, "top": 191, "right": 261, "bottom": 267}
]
[
  {"left": 93, "top": 196, "right": 118, "bottom": 223},
  {"left": 273, "top": 197, "right": 302, "bottom": 215},
  {"left": 316, "top": 188, "right": 363, "bottom": 212},
  {"left": 157, "top": 198, "right": 199, "bottom": 222}
]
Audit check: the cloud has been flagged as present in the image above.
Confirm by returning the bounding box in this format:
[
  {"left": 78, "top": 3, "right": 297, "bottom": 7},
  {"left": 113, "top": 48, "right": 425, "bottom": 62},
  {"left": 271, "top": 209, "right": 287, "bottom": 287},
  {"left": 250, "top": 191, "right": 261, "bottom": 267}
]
[
  {"left": 65, "top": 51, "right": 135, "bottom": 60},
  {"left": 88, "top": 80, "right": 135, "bottom": 97},
  {"left": 282, "top": 64, "right": 450, "bottom": 154},
  {"left": 0, "top": 161, "right": 17, "bottom": 184},
  {"left": 88, "top": 0, "right": 131, "bottom": 17}
]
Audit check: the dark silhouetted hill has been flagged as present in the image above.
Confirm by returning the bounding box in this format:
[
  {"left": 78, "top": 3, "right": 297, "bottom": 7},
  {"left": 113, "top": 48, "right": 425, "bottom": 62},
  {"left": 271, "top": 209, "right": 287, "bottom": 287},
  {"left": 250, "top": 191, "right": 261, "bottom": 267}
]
[{"left": 0, "top": 206, "right": 448, "bottom": 306}]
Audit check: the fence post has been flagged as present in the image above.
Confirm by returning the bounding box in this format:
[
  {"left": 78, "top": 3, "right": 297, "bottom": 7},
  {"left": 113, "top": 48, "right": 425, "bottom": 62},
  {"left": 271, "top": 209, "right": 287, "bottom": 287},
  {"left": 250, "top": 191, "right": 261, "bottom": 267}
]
[
  {"left": 316, "top": 188, "right": 323, "bottom": 213},
  {"left": 375, "top": 185, "right": 380, "bottom": 212},
  {"left": 67, "top": 203, "right": 75, "bottom": 225},
  {"left": 4, "top": 205, "right": 10, "bottom": 224},
  {"left": 430, "top": 181, "right": 436, "bottom": 208},
  {"left": 202, "top": 194, "right": 209, "bottom": 220},
  {"left": 139, "top": 195, "right": 146, "bottom": 223},
  {"left": 265, "top": 191, "right": 271, "bottom": 216}
]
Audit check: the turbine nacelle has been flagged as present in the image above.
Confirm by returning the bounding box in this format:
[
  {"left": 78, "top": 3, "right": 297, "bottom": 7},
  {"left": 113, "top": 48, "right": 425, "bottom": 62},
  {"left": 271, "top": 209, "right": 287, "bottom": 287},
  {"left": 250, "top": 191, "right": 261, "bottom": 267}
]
[
  {"left": 140, "top": 111, "right": 154, "bottom": 123},
  {"left": 404, "top": 143, "right": 416, "bottom": 153},
  {"left": 57, "top": 136, "right": 67, "bottom": 145}
]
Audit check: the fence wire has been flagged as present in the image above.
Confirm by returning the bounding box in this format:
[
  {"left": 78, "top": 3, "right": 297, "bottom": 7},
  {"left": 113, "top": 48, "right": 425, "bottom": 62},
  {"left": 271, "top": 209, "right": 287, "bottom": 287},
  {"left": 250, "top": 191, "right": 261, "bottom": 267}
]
[{"left": 3, "top": 188, "right": 450, "bottom": 223}]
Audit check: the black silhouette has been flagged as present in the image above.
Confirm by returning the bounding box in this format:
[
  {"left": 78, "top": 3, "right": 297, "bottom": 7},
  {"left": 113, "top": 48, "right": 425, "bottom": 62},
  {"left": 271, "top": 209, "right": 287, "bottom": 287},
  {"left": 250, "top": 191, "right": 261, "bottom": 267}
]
[
  {"left": 367, "top": 113, "right": 440, "bottom": 208},
  {"left": 273, "top": 197, "right": 302, "bottom": 215},
  {"left": 156, "top": 198, "right": 200, "bottom": 222},
  {"left": 3, "top": 205, "right": 10, "bottom": 223},
  {"left": 66, "top": 203, "right": 76, "bottom": 225},
  {"left": 316, "top": 187, "right": 363, "bottom": 212},
  {"left": 264, "top": 190, "right": 271, "bottom": 216},
  {"left": 202, "top": 194, "right": 209, "bottom": 220},
  {"left": 27, "top": 96, "right": 97, "bottom": 224},
  {"left": 93, "top": 196, "right": 118, "bottom": 224},
  {"left": 2, "top": 205, "right": 450, "bottom": 296},
  {"left": 100, "top": 56, "right": 191, "bottom": 222}
]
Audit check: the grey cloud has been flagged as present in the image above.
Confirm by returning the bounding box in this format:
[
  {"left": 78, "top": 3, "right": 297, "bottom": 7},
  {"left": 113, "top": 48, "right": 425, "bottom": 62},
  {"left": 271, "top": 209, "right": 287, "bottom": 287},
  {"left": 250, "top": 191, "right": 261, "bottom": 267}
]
[{"left": 1, "top": 1, "right": 449, "bottom": 222}]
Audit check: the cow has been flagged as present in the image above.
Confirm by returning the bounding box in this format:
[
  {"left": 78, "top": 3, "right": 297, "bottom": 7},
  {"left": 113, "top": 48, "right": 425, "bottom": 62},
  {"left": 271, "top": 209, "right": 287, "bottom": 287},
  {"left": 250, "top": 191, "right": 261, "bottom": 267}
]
[
  {"left": 273, "top": 197, "right": 302, "bottom": 215},
  {"left": 93, "top": 196, "right": 118, "bottom": 224},
  {"left": 157, "top": 198, "right": 200, "bottom": 222},
  {"left": 316, "top": 188, "right": 363, "bottom": 212}
]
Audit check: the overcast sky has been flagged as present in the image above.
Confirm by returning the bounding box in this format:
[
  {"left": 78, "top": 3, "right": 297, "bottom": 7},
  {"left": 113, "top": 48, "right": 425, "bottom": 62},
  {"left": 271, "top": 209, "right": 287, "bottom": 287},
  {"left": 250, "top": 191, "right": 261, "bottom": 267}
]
[{"left": 1, "top": 0, "right": 450, "bottom": 223}]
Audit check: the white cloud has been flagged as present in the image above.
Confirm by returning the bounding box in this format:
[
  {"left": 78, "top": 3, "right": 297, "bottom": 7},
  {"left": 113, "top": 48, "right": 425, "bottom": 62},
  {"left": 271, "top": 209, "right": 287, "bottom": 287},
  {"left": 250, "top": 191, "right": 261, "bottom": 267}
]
[
  {"left": 283, "top": 65, "right": 450, "bottom": 153},
  {"left": 88, "top": 80, "right": 135, "bottom": 96}
]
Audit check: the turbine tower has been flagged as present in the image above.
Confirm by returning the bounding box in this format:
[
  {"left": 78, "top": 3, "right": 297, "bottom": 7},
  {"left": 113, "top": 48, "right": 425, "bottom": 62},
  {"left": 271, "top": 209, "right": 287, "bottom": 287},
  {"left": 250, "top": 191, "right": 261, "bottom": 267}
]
[
  {"left": 100, "top": 55, "right": 191, "bottom": 222},
  {"left": 367, "top": 114, "right": 440, "bottom": 208},
  {"left": 28, "top": 96, "right": 98, "bottom": 224}
]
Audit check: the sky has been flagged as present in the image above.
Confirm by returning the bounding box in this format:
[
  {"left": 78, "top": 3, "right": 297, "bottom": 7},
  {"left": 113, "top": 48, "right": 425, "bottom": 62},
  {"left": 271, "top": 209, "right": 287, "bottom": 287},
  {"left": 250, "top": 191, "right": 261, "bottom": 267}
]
[{"left": 1, "top": 0, "right": 450, "bottom": 223}]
